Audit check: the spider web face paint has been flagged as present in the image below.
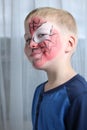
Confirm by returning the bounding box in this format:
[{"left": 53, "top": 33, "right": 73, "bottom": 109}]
[
  {"left": 29, "top": 17, "right": 54, "bottom": 44},
  {"left": 29, "top": 17, "right": 46, "bottom": 35},
  {"left": 33, "top": 23, "right": 53, "bottom": 44},
  {"left": 25, "top": 17, "right": 62, "bottom": 68}
]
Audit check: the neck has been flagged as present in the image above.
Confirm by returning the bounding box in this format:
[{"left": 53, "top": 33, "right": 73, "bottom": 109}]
[{"left": 44, "top": 62, "right": 77, "bottom": 91}]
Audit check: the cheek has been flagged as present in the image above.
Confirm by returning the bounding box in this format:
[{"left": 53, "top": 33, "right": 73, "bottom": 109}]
[
  {"left": 31, "top": 36, "right": 62, "bottom": 68},
  {"left": 42, "top": 33, "right": 62, "bottom": 60},
  {"left": 24, "top": 45, "right": 31, "bottom": 59},
  {"left": 51, "top": 35, "right": 62, "bottom": 56},
  {"left": 24, "top": 45, "right": 28, "bottom": 55}
]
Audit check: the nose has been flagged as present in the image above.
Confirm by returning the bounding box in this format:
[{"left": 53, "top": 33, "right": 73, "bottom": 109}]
[{"left": 29, "top": 39, "right": 38, "bottom": 48}]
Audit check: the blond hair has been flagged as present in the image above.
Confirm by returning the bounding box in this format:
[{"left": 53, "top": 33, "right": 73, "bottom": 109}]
[{"left": 25, "top": 7, "right": 78, "bottom": 37}]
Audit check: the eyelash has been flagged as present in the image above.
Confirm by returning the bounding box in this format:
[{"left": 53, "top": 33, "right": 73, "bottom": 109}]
[
  {"left": 25, "top": 33, "right": 48, "bottom": 44},
  {"left": 38, "top": 34, "right": 47, "bottom": 38}
]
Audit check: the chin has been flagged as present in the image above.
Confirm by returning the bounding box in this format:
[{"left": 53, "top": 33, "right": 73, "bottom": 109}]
[
  {"left": 33, "top": 60, "right": 53, "bottom": 72},
  {"left": 33, "top": 63, "right": 45, "bottom": 70},
  {"left": 32, "top": 61, "right": 47, "bottom": 70}
]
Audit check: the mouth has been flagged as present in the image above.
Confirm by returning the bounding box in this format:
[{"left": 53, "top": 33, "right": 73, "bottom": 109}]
[{"left": 30, "top": 48, "right": 42, "bottom": 58}]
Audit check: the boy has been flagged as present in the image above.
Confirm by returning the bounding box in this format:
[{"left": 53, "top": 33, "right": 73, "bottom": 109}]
[{"left": 24, "top": 7, "right": 87, "bottom": 130}]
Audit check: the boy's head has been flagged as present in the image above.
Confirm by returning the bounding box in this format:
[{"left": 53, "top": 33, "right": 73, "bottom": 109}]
[
  {"left": 25, "top": 7, "right": 77, "bottom": 37},
  {"left": 24, "top": 7, "right": 78, "bottom": 69}
]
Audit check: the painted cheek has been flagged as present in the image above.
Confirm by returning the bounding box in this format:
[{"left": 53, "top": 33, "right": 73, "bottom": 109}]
[
  {"left": 48, "top": 33, "right": 62, "bottom": 59},
  {"left": 42, "top": 30, "right": 62, "bottom": 59},
  {"left": 24, "top": 44, "right": 32, "bottom": 61},
  {"left": 33, "top": 32, "right": 62, "bottom": 68}
]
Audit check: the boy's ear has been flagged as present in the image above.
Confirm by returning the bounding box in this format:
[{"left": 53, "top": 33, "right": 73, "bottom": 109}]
[{"left": 65, "top": 36, "right": 76, "bottom": 53}]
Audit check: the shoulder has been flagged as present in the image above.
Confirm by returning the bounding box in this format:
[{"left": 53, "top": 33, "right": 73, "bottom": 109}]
[
  {"left": 65, "top": 74, "right": 87, "bottom": 103},
  {"left": 34, "top": 81, "right": 47, "bottom": 95},
  {"left": 65, "top": 75, "right": 87, "bottom": 130}
]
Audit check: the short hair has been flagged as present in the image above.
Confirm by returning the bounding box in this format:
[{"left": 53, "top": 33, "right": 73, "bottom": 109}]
[{"left": 25, "top": 7, "right": 78, "bottom": 37}]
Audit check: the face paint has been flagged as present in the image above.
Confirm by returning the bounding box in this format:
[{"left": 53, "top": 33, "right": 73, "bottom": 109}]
[
  {"left": 24, "top": 17, "right": 62, "bottom": 69},
  {"left": 29, "top": 17, "right": 46, "bottom": 35},
  {"left": 33, "top": 23, "right": 53, "bottom": 44}
]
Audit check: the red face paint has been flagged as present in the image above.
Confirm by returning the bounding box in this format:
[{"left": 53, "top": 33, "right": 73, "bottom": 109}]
[
  {"left": 29, "top": 17, "right": 46, "bottom": 36},
  {"left": 24, "top": 17, "right": 62, "bottom": 69}
]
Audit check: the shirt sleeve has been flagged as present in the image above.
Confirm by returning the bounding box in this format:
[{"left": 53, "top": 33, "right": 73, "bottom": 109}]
[{"left": 65, "top": 92, "right": 87, "bottom": 130}]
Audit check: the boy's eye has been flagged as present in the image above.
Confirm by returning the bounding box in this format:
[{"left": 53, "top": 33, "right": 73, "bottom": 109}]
[
  {"left": 38, "top": 34, "right": 47, "bottom": 38},
  {"left": 26, "top": 38, "right": 31, "bottom": 43}
]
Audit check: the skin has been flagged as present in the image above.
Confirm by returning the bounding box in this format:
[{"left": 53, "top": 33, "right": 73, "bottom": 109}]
[
  {"left": 24, "top": 16, "right": 77, "bottom": 91},
  {"left": 24, "top": 17, "right": 63, "bottom": 69}
]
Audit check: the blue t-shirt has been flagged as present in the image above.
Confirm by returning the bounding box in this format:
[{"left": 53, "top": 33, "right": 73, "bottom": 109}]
[{"left": 32, "top": 74, "right": 87, "bottom": 130}]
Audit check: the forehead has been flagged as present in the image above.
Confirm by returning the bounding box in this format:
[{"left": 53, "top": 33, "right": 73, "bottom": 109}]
[
  {"left": 24, "top": 16, "right": 62, "bottom": 38},
  {"left": 25, "top": 17, "right": 53, "bottom": 31},
  {"left": 29, "top": 17, "right": 51, "bottom": 34}
]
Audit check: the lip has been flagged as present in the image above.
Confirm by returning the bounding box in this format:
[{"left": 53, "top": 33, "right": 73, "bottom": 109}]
[{"left": 30, "top": 49, "right": 42, "bottom": 58}]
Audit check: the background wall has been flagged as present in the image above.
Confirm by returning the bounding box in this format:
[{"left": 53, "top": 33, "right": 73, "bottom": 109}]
[{"left": 0, "top": 0, "right": 87, "bottom": 130}]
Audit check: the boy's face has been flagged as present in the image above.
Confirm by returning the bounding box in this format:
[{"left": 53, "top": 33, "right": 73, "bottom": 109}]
[{"left": 24, "top": 17, "right": 63, "bottom": 69}]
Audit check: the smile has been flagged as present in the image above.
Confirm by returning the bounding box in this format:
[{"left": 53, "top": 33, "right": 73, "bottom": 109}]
[{"left": 30, "top": 48, "right": 42, "bottom": 58}]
